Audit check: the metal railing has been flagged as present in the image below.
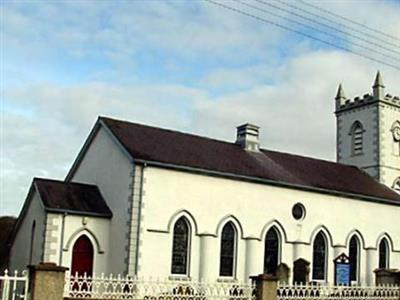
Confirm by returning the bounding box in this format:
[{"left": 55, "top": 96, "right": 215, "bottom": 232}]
[
  {"left": 277, "top": 282, "right": 400, "bottom": 300},
  {"left": 64, "top": 273, "right": 256, "bottom": 300},
  {"left": 0, "top": 270, "right": 29, "bottom": 300}
]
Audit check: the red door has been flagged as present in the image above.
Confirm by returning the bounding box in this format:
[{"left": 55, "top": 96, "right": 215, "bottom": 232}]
[{"left": 71, "top": 235, "right": 94, "bottom": 277}]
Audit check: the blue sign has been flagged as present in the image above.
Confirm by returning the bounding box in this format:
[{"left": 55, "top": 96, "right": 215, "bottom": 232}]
[{"left": 336, "top": 263, "right": 350, "bottom": 285}]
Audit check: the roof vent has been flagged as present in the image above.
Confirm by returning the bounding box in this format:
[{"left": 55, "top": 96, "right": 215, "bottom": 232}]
[{"left": 236, "top": 123, "right": 260, "bottom": 152}]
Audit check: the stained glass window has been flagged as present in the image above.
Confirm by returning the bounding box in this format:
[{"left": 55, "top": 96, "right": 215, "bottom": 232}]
[
  {"left": 349, "top": 236, "right": 359, "bottom": 281},
  {"left": 312, "top": 232, "right": 327, "bottom": 280},
  {"left": 219, "top": 222, "right": 236, "bottom": 277},
  {"left": 171, "top": 217, "right": 190, "bottom": 275},
  {"left": 264, "top": 227, "right": 279, "bottom": 275},
  {"left": 379, "top": 239, "right": 389, "bottom": 269}
]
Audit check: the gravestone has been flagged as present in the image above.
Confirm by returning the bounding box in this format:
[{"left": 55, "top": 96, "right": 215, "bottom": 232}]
[
  {"left": 276, "top": 263, "right": 290, "bottom": 283},
  {"left": 293, "top": 258, "right": 310, "bottom": 284},
  {"left": 374, "top": 268, "right": 400, "bottom": 285}
]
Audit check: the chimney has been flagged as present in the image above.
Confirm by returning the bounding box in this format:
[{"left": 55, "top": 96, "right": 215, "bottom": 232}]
[{"left": 236, "top": 123, "right": 260, "bottom": 152}]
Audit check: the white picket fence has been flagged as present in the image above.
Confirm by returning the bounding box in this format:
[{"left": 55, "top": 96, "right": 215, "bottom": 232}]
[
  {"left": 277, "top": 282, "right": 400, "bottom": 300},
  {"left": 0, "top": 270, "right": 29, "bottom": 300},
  {"left": 64, "top": 273, "right": 256, "bottom": 300}
]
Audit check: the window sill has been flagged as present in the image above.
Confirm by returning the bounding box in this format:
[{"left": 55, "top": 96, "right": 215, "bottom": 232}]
[
  {"left": 168, "top": 275, "right": 191, "bottom": 281},
  {"left": 217, "top": 277, "right": 238, "bottom": 283},
  {"left": 351, "top": 153, "right": 364, "bottom": 157},
  {"left": 310, "top": 280, "right": 328, "bottom": 286}
]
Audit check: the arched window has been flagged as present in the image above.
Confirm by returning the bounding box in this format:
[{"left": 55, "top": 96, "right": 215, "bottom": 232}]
[
  {"left": 219, "top": 222, "right": 237, "bottom": 277},
  {"left": 393, "top": 178, "right": 400, "bottom": 194},
  {"left": 312, "top": 232, "right": 327, "bottom": 280},
  {"left": 71, "top": 235, "right": 94, "bottom": 276},
  {"left": 264, "top": 227, "right": 280, "bottom": 275},
  {"left": 350, "top": 121, "right": 364, "bottom": 156},
  {"left": 171, "top": 217, "right": 190, "bottom": 275},
  {"left": 379, "top": 238, "right": 389, "bottom": 269},
  {"left": 29, "top": 221, "right": 36, "bottom": 264},
  {"left": 349, "top": 236, "right": 360, "bottom": 282}
]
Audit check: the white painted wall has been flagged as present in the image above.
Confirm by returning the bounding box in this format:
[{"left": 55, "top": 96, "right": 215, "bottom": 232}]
[
  {"left": 9, "top": 190, "right": 46, "bottom": 272},
  {"left": 70, "top": 126, "right": 133, "bottom": 274},
  {"left": 138, "top": 166, "right": 400, "bottom": 285}
]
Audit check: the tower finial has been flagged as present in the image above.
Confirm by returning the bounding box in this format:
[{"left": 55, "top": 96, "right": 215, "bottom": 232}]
[
  {"left": 373, "top": 71, "right": 385, "bottom": 99},
  {"left": 335, "top": 83, "right": 346, "bottom": 110},
  {"left": 335, "top": 83, "right": 346, "bottom": 100},
  {"left": 373, "top": 71, "right": 385, "bottom": 88}
]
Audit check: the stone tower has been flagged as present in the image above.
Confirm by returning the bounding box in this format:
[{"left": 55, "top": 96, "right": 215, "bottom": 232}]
[{"left": 335, "top": 72, "right": 400, "bottom": 192}]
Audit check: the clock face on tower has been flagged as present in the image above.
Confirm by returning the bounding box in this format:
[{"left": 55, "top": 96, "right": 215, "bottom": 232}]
[{"left": 393, "top": 126, "right": 400, "bottom": 142}]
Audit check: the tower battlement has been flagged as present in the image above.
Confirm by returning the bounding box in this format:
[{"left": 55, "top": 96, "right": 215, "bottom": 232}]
[
  {"left": 336, "top": 93, "right": 400, "bottom": 112},
  {"left": 335, "top": 72, "right": 400, "bottom": 113}
]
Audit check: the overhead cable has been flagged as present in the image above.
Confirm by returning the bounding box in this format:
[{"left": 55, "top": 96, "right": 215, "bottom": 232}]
[
  {"left": 297, "top": 0, "right": 400, "bottom": 42},
  {"left": 204, "top": 0, "right": 400, "bottom": 71},
  {"left": 235, "top": 0, "right": 399, "bottom": 62},
  {"left": 273, "top": 0, "right": 400, "bottom": 48},
  {"left": 255, "top": 0, "right": 400, "bottom": 56}
]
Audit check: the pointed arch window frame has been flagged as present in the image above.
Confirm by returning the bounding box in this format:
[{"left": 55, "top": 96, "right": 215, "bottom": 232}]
[
  {"left": 263, "top": 226, "right": 281, "bottom": 276},
  {"left": 171, "top": 216, "right": 191, "bottom": 276},
  {"left": 219, "top": 221, "right": 238, "bottom": 278},
  {"left": 312, "top": 231, "right": 328, "bottom": 281},
  {"left": 348, "top": 235, "right": 360, "bottom": 283},
  {"left": 349, "top": 121, "right": 365, "bottom": 156},
  {"left": 29, "top": 220, "right": 36, "bottom": 265},
  {"left": 378, "top": 238, "right": 390, "bottom": 269}
]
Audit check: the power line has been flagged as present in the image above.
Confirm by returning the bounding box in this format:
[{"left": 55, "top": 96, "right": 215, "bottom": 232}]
[
  {"left": 297, "top": 0, "right": 400, "bottom": 42},
  {"left": 204, "top": 0, "right": 400, "bottom": 70},
  {"left": 274, "top": 0, "right": 400, "bottom": 47},
  {"left": 241, "top": 0, "right": 400, "bottom": 62},
  {"left": 255, "top": 0, "right": 400, "bottom": 56}
]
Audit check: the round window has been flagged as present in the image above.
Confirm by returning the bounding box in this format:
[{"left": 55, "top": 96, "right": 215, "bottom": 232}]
[{"left": 292, "top": 203, "right": 306, "bottom": 220}]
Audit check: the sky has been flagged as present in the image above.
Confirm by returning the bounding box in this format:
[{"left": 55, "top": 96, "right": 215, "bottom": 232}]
[{"left": 1, "top": 0, "right": 400, "bottom": 216}]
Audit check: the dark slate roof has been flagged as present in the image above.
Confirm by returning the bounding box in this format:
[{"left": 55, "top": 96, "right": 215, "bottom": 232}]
[
  {"left": 100, "top": 117, "right": 400, "bottom": 203},
  {"left": 34, "top": 178, "right": 112, "bottom": 217}
]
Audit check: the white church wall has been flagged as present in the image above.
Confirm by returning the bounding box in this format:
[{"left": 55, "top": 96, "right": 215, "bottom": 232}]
[
  {"left": 9, "top": 191, "right": 46, "bottom": 272},
  {"left": 70, "top": 126, "right": 134, "bottom": 275},
  {"left": 138, "top": 166, "right": 400, "bottom": 285}
]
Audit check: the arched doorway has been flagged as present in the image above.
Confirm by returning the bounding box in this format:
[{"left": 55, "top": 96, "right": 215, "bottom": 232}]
[{"left": 71, "top": 235, "right": 94, "bottom": 276}]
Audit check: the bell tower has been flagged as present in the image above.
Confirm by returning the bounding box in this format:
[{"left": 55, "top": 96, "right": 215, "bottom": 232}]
[{"left": 335, "top": 72, "right": 400, "bottom": 192}]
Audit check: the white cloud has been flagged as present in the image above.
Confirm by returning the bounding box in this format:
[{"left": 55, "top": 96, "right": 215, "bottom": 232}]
[{"left": 1, "top": 0, "right": 400, "bottom": 216}]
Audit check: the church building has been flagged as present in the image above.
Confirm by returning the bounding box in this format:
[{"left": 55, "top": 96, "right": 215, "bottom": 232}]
[{"left": 7, "top": 72, "right": 400, "bottom": 286}]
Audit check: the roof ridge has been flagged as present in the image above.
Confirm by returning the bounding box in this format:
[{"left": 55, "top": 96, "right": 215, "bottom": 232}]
[
  {"left": 99, "top": 116, "right": 238, "bottom": 147},
  {"left": 100, "top": 116, "right": 345, "bottom": 166}
]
